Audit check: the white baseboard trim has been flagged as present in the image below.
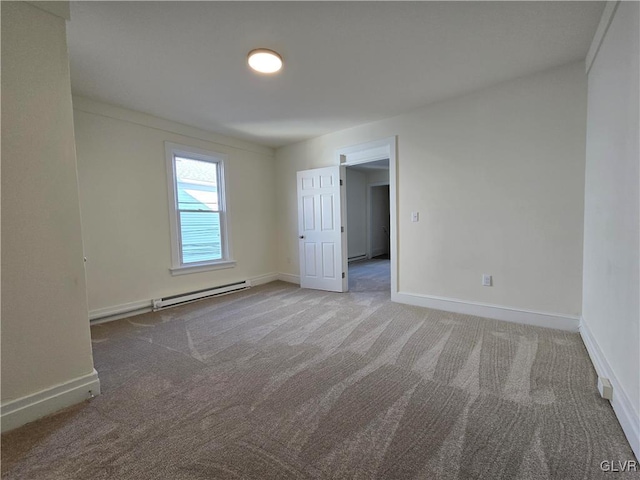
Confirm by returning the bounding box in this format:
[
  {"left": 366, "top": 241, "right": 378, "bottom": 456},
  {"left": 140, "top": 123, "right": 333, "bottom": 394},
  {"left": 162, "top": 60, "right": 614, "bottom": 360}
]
[
  {"left": 392, "top": 291, "right": 579, "bottom": 332},
  {"left": 579, "top": 318, "right": 640, "bottom": 460},
  {"left": 278, "top": 272, "right": 301, "bottom": 285},
  {"left": 247, "top": 272, "right": 280, "bottom": 287},
  {"left": 89, "top": 300, "right": 152, "bottom": 323},
  {"left": 1, "top": 369, "right": 101, "bottom": 433}
]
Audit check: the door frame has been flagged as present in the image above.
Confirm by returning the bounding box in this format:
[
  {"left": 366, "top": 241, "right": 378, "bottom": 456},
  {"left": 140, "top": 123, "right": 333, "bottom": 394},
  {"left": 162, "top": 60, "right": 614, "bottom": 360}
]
[{"left": 336, "top": 137, "right": 397, "bottom": 295}]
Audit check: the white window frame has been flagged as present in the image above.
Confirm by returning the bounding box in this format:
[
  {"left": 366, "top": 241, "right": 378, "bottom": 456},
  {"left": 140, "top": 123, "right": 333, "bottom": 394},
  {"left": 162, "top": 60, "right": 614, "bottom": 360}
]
[{"left": 165, "top": 142, "right": 235, "bottom": 275}]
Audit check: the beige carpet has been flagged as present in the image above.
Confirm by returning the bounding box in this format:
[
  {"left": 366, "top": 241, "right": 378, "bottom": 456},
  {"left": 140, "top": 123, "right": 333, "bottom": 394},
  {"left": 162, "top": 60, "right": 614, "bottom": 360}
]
[{"left": 2, "top": 271, "right": 638, "bottom": 479}]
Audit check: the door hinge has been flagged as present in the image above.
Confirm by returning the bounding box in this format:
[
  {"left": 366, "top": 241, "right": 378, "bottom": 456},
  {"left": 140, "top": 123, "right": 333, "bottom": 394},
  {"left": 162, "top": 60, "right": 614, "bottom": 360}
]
[
  {"left": 342, "top": 272, "right": 345, "bottom": 279},
  {"left": 340, "top": 179, "right": 343, "bottom": 186},
  {"left": 341, "top": 226, "right": 344, "bottom": 233}
]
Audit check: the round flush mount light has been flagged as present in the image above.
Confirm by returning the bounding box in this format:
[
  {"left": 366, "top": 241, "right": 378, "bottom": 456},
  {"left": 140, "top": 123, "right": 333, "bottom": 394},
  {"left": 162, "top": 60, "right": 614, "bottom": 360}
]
[{"left": 247, "top": 49, "right": 283, "bottom": 74}]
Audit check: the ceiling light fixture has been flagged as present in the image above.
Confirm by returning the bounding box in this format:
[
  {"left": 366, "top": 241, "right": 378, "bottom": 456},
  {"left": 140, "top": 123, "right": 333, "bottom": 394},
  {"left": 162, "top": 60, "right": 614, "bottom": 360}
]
[{"left": 247, "top": 49, "right": 283, "bottom": 74}]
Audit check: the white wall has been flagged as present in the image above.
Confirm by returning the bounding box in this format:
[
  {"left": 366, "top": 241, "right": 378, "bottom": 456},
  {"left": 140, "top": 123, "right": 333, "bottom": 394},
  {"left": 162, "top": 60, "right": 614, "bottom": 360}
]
[
  {"left": 582, "top": 1, "right": 639, "bottom": 456},
  {"left": 276, "top": 62, "right": 587, "bottom": 320},
  {"left": 72, "top": 98, "right": 278, "bottom": 316},
  {"left": 1, "top": 1, "right": 97, "bottom": 416},
  {"left": 370, "top": 185, "right": 390, "bottom": 257},
  {"left": 367, "top": 169, "right": 390, "bottom": 185},
  {"left": 346, "top": 169, "right": 367, "bottom": 259},
  {"left": 346, "top": 167, "right": 390, "bottom": 259},
  {"left": 368, "top": 168, "right": 390, "bottom": 258}
]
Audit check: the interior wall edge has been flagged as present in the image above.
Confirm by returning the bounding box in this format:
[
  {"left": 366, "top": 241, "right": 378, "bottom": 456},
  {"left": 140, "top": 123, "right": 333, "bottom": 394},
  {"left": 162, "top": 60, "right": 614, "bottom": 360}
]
[
  {"left": 25, "top": 1, "right": 70, "bottom": 20},
  {"left": 72, "top": 95, "right": 275, "bottom": 157},
  {"left": 585, "top": 0, "right": 621, "bottom": 74},
  {"left": 580, "top": 317, "right": 640, "bottom": 460}
]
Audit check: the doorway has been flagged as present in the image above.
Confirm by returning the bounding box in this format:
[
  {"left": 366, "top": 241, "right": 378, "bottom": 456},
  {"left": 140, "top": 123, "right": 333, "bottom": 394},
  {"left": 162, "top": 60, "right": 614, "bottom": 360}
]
[
  {"left": 345, "top": 159, "right": 391, "bottom": 292},
  {"left": 338, "top": 137, "right": 397, "bottom": 295},
  {"left": 296, "top": 137, "right": 397, "bottom": 295}
]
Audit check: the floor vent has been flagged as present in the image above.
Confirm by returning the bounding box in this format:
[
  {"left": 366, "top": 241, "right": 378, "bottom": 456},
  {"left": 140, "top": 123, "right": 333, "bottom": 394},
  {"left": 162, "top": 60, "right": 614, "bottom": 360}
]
[{"left": 152, "top": 281, "right": 249, "bottom": 310}]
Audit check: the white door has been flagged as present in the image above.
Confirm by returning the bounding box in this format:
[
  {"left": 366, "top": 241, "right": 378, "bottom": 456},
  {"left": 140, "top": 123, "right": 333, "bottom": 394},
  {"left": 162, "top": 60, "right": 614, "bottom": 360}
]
[{"left": 297, "top": 166, "right": 347, "bottom": 292}]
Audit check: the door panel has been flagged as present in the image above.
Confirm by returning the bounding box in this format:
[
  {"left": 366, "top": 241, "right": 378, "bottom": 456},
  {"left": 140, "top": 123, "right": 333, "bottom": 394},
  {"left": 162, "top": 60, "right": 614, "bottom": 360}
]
[
  {"left": 297, "top": 166, "right": 345, "bottom": 292},
  {"left": 304, "top": 243, "right": 317, "bottom": 277},
  {"left": 303, "top": 196, "right": 315, "bottom": 230},
  {"left": 322, "top": 243, "right": 335, "bottom": 278},
  {"left": 320, "top": 195, "right": 334, "bottom": 230}
]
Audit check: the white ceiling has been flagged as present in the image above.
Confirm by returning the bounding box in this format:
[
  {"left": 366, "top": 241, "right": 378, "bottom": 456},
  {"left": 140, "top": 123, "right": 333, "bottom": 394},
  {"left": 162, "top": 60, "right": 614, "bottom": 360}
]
[{"left": 67, "top": 1, "right": 604, "bottom": 148}]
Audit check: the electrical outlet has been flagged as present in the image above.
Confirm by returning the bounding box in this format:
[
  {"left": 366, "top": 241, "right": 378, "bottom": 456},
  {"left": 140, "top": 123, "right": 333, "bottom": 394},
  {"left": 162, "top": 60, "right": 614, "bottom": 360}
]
[{"left": 482, "top": 274, "right": 492, "bottom": 287}]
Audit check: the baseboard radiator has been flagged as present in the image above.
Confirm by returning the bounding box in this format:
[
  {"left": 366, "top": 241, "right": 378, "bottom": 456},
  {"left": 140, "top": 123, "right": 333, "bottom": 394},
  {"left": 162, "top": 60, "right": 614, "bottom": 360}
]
[
  {"left": 348, "top": 254, "right": 368, "bottom": 263},
  {"left": 152, "top": 280, "right": 250, "bottom": 311}
]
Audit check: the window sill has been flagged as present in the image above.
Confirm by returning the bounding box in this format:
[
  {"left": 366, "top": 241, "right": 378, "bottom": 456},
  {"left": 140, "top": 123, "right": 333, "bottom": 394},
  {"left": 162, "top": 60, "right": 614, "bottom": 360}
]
[{"left": 170, "top": 260, "right": 236, "bottom": 276}]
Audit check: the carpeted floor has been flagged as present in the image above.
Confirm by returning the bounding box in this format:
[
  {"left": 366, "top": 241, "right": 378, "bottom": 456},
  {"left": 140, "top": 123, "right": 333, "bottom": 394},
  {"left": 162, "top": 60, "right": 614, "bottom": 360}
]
[
  {"left": 349, "top": 258, "right": 390, "bottom": 292},
  {"left": 2, "top": 264, "right": 638, "bottom": 479}
]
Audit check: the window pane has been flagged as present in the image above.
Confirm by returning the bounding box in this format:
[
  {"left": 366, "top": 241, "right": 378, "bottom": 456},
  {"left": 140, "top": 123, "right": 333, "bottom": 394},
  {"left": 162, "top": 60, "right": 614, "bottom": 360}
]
[
  {"left": 175, "top": 157, "right": 219, "bottom": 211},
  {"left": 179, "top": 211, "right": 222, "bottom": 264}
]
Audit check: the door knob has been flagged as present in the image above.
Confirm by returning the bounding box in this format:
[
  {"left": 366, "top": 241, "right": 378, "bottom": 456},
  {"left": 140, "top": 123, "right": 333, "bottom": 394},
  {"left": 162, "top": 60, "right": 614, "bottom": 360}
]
[{"left": 299, "top": 235, "right": 305, "bottom": 239}]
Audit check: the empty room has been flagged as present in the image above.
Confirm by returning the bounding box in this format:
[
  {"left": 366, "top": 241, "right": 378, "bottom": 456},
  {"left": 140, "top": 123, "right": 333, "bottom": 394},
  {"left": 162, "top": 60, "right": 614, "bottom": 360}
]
[{"left": 2, "top": 1, "right": 639, "bottom": 478}]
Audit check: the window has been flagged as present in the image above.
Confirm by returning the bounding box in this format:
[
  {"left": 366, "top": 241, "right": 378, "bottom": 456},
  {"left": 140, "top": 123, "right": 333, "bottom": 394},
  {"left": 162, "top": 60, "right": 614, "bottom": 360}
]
[{"left": 165, "top": 142, "right": 234, "bottom": 274}]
